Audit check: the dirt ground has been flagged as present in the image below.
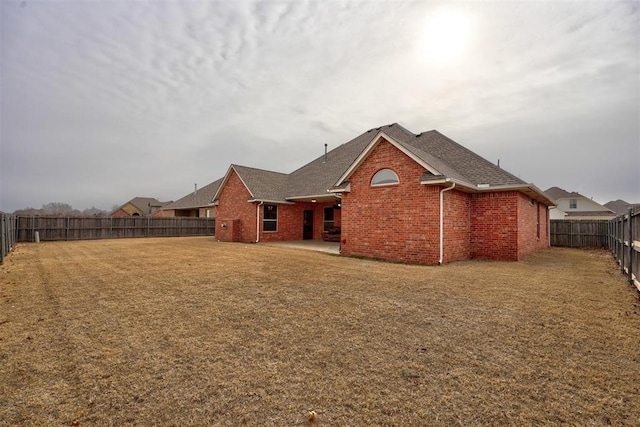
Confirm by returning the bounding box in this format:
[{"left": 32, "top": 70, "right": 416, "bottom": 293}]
[{"left": 1, "top": 237, "right": 638, "bottom": 426}]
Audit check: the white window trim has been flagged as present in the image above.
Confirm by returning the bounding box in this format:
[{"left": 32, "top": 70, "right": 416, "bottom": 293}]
[{"left": 371, "top": 169, "right": 400, "bottom": 187}]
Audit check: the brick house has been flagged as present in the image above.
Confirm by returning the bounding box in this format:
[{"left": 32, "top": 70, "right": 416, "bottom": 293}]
[
  {"left": 544, "top": 186, "right": 615, "bottom": 220},
  {"left": 213, "top": 123, "right": 554, "bottom": 264},
  {"left": 111, "top": 197, "right": 171, "bottom": 217}
]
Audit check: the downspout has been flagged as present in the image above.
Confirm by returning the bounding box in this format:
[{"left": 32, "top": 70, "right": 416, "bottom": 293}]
[
  {"left": 548, "top": 206, "right": 552, "bottom": 248},
  {"left": 256, "top": 201, "right": 264, "bottom": 243},
  {"left": 439, "top": 182, "right": 456, "bottom": 265}
]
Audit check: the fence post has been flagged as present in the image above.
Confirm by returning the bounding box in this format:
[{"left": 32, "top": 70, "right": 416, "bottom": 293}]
[
  {"left": 628, "top": 208, "right": 633, "bottom": 284},
  {"left": 1, "top": 214, "right": 5, "bottom": 264}
]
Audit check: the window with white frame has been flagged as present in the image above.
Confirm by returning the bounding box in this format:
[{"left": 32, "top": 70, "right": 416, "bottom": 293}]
[
  {"left": 371, "top": 169, "right": 399, "bottom": 186},
  {"left": 569, "top": 199, "right": 577, "bottom": 209}
]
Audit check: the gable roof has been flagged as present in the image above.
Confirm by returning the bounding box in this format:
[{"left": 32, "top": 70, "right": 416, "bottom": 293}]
[
  {"left": 333, "top": 125, "right": 552, "bottom": 204},
  {"left": 544, "top": 186, "right": 585, "bottom": 201},
  {"left": 162, "top": 178, "right": 223, "bottom": 211},
  {"left": 336, "top": 125, "right": 528, "bottom": 188},
  {"left": 213, "top": 123, "right": 554, "bottom": 206},
  {"left": 114, "top": 197, "right": 170, "bottom": 215},
  {"left": 604, "top": 199, "right": 639, "bottom": 216},
  {"left": 212, "top": 164, "right": 292, "bottom": 204}
]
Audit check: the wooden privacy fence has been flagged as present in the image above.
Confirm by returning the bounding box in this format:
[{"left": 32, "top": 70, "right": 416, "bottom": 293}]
[
  {"left": 549, "top": 220, "right": 609, "bottom": 248},
  {"left": 16, "top": 216, "right": 215, "bottom": 242},
  {"left": 609, "top": 208, "right": 639, "bottom": 291},
  {"left": 1, "top": 214, "right": 18, "bottom": 264}
]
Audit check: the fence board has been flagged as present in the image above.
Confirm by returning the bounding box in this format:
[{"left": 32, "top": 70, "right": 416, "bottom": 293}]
[
  {"left": 1, "top": 214, "right": 18, "bottom": 263},
  {"left": 16, "top": 216, "right": 215, "bottom": 242},
  {"left": 608, "top": 207, "right": 639, "bottom": 292},
  {"left": 550, "top": 220, "right": 609, "bottom": 248}
]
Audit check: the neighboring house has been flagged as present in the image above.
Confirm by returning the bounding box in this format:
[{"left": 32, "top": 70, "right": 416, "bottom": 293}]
[
  {"left": 604, "top": 199, "right": 640, "bottom": 217},
  {"left": 111, "top": 197, "right": 171, "bottom": 217},
  {"left": 544, "top": 187, "right": 615, "bottom": 220},
  {"left": 213, "top": 123, "right": 555, "bottom": 264},
  {"left": 160, "top": 179, "right": 223, "bottom": 218}
]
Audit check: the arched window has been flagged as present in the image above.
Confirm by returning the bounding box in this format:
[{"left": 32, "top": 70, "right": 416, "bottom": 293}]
[{"left": 371, "top": 169, "right": 399, "bottom": 186}]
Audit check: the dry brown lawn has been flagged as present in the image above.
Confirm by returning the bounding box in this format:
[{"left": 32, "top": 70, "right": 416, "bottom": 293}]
[{"left": 0, "top": 237, "right": 639, "bottom": 426}]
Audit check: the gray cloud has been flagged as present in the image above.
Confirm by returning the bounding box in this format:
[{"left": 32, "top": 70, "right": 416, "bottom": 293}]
[{"left": 1, "top": 0, "right": 638, "bottom": 212}]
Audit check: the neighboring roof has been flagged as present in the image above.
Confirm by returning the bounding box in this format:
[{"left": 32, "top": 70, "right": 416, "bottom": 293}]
[
  {"left": 544, "top": 186, "right": 585, "bottom": 200},
  {"left": 114, "top": 197, "right": 170, "bottom": 215},
  {"left": 162, "top": 179, "right": 223, "bottom": 211},
  {"left": 604, "top": 199, "right": 640, "bottom": 216},
  {"left": 213, "top": 123, "right": 553, "bottom": 205}
]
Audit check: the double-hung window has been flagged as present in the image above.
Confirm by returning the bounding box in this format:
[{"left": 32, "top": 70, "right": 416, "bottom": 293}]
[{"left": 263, "top": 204, "right": 278, "bottom": 232}]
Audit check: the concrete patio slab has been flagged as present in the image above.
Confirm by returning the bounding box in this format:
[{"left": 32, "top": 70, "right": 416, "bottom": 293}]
[{"left": 262, "top": 240, "right": 340, "bottom": 254}]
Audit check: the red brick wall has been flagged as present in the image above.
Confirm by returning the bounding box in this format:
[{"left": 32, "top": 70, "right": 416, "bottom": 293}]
[
  {"left": 258, "top": 201, "right": 340, "bottom": 242},
  {"left": 112, "top": 204, "right": 142, "bottom": 217},
  {"left": 516, "top": 193, "right": 549, "bottom": 259},
  {"left": 216, "top": 168, "right": 341, "bottom": 242},
  {"left": 443, "top": 189, "right": 471, "bottom": 263},
  {"left": 259, "top": 203, "right": 305, "bottom": 242},
  {"left": 340, "top": 138, "right": 442, "bottom": 264},
  {"left": 470, "top": 191, "right": 519, "bottom": 261},
  {"left": 215, "top": 170, "right": 256, "bottom": 243}
]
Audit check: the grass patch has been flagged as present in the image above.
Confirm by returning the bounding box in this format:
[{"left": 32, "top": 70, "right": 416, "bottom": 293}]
[{"left": 1, "top": 237, "right": 639, "bottom": 425}]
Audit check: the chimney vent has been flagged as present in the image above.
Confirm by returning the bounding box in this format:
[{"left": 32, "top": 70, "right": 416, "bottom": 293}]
[
  {"left": 324, "top": 144, "right": 328, "bottom": 163},
  {"left": 194, "top": 183, "right": 198, "bottom": 194}
]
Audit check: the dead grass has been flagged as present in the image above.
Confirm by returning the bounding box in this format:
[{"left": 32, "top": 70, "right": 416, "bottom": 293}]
[{"left": 0, "top": 237, "right": 639, "bottom": 426}]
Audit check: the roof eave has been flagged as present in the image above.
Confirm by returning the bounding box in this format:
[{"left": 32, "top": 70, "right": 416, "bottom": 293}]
[
  {"left": 329, "top": 183, "right": 351, "bottom": 193},
  {"left": 420, "top": 179, "right": 555, "bottom": 206},
  {"left": 286, "top": 194, "right": 340, "bottom": 202},
  {"left": 248, "top": 199, "right": 295, "bottom": 205},
  {"left": 420, "top": 177, "right": 476, "bottom": 191}
]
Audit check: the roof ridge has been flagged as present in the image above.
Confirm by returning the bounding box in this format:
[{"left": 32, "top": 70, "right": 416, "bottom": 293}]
[{"left": 232, "top": 163, "right": 289, "bottom": 176}]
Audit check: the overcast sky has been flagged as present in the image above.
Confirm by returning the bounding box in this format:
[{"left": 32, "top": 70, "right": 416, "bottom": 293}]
[{"left": 1, "top": 0, "right": 638, "bottom": 212}]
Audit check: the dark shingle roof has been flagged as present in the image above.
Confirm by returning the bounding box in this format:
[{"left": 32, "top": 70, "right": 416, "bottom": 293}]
[
  {"left": 162, "top": 178, "right": 223, "bottom": 210},
  {"left": 544, "top": 187, "right": 585, "bottom": 200},
  {"left": 407, "top": 130, "right": 525, "bottom": 186},
  {"left": 231, "top": 165, "right": 291, "bottom": 202},
  {"left": 604, "top": 199, "right": 639, "bottom": 216},
  {"left": 286, "top": 125, "right": 385, "bottom": 197},
  {"left": 114, "top": 197, "right": 170, "bottom": 216},
  {"left": 216, "top": 123, "right": 549, "bottom": 204}
]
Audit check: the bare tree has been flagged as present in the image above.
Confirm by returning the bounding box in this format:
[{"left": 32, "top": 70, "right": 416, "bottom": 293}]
[{"left": 41, "top": 202, "right": 74, "bottom": 215}]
